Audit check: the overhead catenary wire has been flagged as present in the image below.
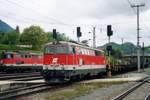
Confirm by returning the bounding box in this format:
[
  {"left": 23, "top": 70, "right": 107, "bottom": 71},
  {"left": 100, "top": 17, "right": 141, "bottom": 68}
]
[
  {"left": 0, "top": 0, "right": 149, "bottom": 44},
  {"left": 3, "top": 0, "right": 72, "bottom": 27}
]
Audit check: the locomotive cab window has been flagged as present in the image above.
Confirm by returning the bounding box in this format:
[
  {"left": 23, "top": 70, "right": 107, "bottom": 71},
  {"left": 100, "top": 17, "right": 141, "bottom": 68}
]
[
  {"left": 56, "top": 46, "right": 67, "bottom": 54},
  {"left": 4, "top": 53, "right": 13, "bottom": 59},
  {"left": 45, "top": 46, "right": 55, "bottom": 54}
]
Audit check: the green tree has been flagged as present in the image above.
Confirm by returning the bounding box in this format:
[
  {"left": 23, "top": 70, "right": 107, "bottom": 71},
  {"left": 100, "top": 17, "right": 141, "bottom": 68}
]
[
  {"left": 46, "top": 32, "right": 69, "bottom": 42},
  {"left": 20, "top": 25, "right": 48, "bottom": 50},
  {"left": 111, "top": 48, "right": 122, "bottom": 59},
  {"left": 15, "top": 25, "right": 20, "bottom": 33},
  {"left": 46, "top": 32, "right": 55, "bottom": 42},
  {"left": 57, "top": 33, "right": 69, "bottom": 41},
  {"left": 0, "top": 32, "right": 5, "bottom": 43},
  {"left": 1, "top": 30, "right": 20, "bottom": 45}
]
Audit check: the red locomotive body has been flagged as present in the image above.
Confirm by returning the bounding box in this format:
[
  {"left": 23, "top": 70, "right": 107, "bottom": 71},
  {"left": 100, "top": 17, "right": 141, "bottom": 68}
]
[
  {"left": 42, "top": 41, "right": 106, "bottom": 82},
  {"left": 0, "top": 51, "right": 43, "bottom": 72}
]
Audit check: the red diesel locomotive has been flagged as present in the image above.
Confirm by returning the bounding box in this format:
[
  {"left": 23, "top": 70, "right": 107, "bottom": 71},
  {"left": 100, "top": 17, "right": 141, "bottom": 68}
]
[
  {"left": 42, "top": 41, "right": 106, "bottom": 82},
  {"left": 0, "top": 51, "right": 43, "bottom": 72}
]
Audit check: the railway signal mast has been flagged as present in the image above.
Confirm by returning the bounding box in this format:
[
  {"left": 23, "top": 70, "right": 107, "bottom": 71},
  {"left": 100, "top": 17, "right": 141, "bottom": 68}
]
[
  {"left": 93, "top": 27, "right": 96, "bottom": 48},
  {"left": 107, "top": 25, "right": 113, "bottom": 43},
  {"left": 107, "top": 25, "right": 113, "bottom": 78},
  {"left": 77, "top": 27, "right": 82, "bottom": 43},
  {"left": 131, "top": 3, "right": 145, "bottom": 72},
  {"left": 53, "top": 29, "right": 57, "bottom": 40}
]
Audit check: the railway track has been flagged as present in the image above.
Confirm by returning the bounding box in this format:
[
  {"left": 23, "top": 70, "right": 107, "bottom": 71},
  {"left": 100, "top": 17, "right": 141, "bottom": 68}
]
[
  {"left": 112, "top": 77, "right": 150, "bottom": 100},
  {"left": 144, "top": 92, "right": 150, "bottom": 100},
  {"left": 0, "top": 72, "right": 71, "bottom": 100},
  {"left": 0, "top": 72, "right": 40, "bottom": 77},
  {"left": 0, "top": 72, "right": 42, "bottom": 80},
  {"left": 0, "top": 82, "right": 71, "bottom": 100},
  {"left": 0, "top": 83, "right": 51, "bottom": 100}
]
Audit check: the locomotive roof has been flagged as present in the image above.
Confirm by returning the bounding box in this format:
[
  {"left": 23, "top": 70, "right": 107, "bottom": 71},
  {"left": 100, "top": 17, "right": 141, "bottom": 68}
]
[
  {"left": 45, "top": 41, "right": 104, "bottom": 52},
  {"left": 2, "top": 51, "right": 42, "bottom": 55}
]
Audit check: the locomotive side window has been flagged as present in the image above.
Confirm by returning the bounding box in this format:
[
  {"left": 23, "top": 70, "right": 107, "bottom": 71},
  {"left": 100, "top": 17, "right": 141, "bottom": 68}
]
[
  {"left": 69, "top": 46, "right": 76, "bottom": 54},
  {"left": 81, "top": 49, "right": 84, "bottom": 55},
  {"left": 20, "top": 55, "right": 30, "bottom": 58},
  {"left": 86, "top": 49, "right": 90, "bottom": 55},
  {"left": 75, "top": 46, "right": 96, "bottom": 56},
  {"left": 28, "top": 55, "right": 32, "bottom": 58},
  {"left": 72, "top": 47, "right": 76, "bottom": 54},
  {"left": 75, "top": 47, "right": 80, "bottom": 54},
  {"left": 37, "top": 55, "right": 42, "bottom": 58},
  {"left": 21, "top": 55, "right": 24, "bottom": 58},
  {"left": 95, "top": 50, "right": 102, "bottom": 56},
  {"left": 82, "top": 49, "right": 86, "bottom": 55},
  {"left": 16, "top": 54, "right": 21, "bottom": 58},
  {"left": 25, "top": 55, "right": 28, "bottom": 58},
  {"left": 89, "top": 50, "right": 95, "bottom": 56}
]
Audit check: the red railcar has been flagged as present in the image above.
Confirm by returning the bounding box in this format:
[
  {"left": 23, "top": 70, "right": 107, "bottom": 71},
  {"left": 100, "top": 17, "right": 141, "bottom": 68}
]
[
  {"left": 0, "top": 51, "right": 43, "bottom": 72},
  {"left": 42, "top": 41, "right": 106, "bottom": 82}
]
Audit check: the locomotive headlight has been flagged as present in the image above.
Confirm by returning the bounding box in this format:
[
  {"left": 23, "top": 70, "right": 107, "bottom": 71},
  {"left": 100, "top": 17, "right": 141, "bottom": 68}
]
[
  {"left": 43, "top": 66, "right": 46, "bottom": 70},
  {"left": 0, "top": 60, "right": 3, "bottom": 65},
  {"left": 43, "top": 65, "right": 48, "bottom": 70}
]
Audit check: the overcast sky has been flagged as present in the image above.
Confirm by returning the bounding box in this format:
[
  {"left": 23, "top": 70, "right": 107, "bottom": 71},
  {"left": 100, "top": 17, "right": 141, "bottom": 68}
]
[{"left": 0, "top": 0, "right": 150, "bottom": 46}]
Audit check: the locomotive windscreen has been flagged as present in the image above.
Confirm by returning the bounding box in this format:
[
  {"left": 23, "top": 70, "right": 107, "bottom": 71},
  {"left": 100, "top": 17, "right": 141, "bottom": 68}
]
[
  {"left": 1, "top": 53, "right": 13, "bottom": 59},
  {"left": 44, "top": 45, "right": 69, "bottom": 54}
]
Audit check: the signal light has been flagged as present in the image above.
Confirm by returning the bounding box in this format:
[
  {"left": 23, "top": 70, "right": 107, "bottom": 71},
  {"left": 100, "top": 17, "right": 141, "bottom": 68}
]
[
  {"left": 107, "top": 25, "right": 113, "bottom": 36},
  {"left": 77, "top": 27, "right": 81, "bottom": 37},
  {"left": 106, "top": 45, "right": 113, "bottom": 56},
  {"left": 106, "top": 45, "right": 112, "bottom": 52},
  {"left": 53, "top": 29, "right": 57, "bottom": 39}
]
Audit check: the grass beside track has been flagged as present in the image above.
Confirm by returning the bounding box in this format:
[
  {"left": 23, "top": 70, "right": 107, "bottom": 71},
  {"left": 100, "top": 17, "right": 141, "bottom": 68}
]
[{"left": 43, "top": 82, "right": 125, "bottom": 100}]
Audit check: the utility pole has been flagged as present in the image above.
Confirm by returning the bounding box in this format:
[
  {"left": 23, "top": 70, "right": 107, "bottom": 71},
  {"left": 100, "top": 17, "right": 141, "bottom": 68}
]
[
  {"left": 142, "top": 42, "right": 145, "bottom": 71},
  {"left": 121, "top": 38, "right": 124, "bottom": 45},
  {"left": 93, "top": 27, "right": 96, "bottom": 48},
  {"left": 131, "top": 3, "right": 145, "bottom": 72}
]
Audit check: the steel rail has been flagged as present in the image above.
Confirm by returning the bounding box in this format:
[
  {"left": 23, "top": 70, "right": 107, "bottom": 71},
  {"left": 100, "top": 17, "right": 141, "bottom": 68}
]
[
  {"left": 0, "top": 83, "right": 51, "bottom": 100},
  {"left": 144, "top": 92, "right": 150, "bottom": 100},
  {"left": 0, "top": 73, "right": 41, "bottom": 80},
  {"left": 10, "top": 76, "right": 43, "bottom": 81},
  {"left": 112, "top": 77, "right": 150, "bottom": 100},
  {"left": 0, "top": 72, "right": 40, "bottom": 77}
]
